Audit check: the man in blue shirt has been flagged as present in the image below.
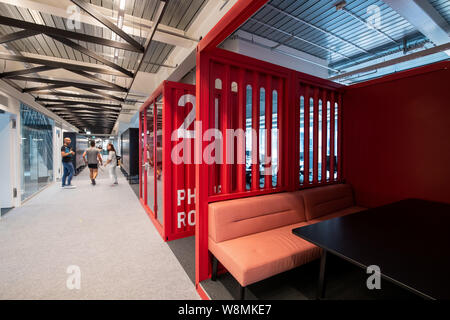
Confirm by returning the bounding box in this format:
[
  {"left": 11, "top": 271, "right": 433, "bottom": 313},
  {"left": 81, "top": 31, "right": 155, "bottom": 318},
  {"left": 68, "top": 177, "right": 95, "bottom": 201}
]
[{"left": 61, "top": 137, "right": 76, "bottom": 189}]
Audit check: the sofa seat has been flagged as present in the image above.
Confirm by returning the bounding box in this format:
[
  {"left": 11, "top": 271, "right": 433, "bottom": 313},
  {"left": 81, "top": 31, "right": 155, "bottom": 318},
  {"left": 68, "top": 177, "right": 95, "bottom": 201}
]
[
  {"left": 307, "top": 206, "right": 367, "bottom": 225},
  {"left": 209, "top": 222, "right": 321, "bottom": 287}
]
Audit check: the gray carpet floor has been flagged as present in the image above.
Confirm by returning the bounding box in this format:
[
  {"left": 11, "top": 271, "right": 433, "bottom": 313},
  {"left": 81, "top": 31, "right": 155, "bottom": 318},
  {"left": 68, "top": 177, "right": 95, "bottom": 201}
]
[{"left": 0, "top": 167, "right": 199, "bottom": 300}]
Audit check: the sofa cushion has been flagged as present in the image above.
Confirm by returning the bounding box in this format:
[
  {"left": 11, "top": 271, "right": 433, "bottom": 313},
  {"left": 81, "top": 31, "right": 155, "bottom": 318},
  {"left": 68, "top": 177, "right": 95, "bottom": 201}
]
[
  {"left": 307, "top": 206, "right": 366, "bottom": 225},
  {"left": 302, "top": 184, "right": 355, "bottom": 220},
  {"left": 209, "top": 222, "right": 321, "bottom": 286},
  {"left": 209, "top": 192, "right": 306, "bottom": 243}
]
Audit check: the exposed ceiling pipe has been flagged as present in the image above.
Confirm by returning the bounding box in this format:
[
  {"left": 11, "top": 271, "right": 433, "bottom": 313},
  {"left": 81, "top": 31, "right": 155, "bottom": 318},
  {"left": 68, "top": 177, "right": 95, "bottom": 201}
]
[
  {"left": 335, "top": 0, "right": 398, "bottom": 45},
  {"left": 332, "top": 37, "right": 430, "bottom": 71},
  {"left": 250, "top": 18, "right": 352, "bottom": 61},
  {"left": 235, "top": 35, "right": 341, "bottom": 73},
  {"left": 329, "top": 42, "right": 450, "bottom": 80}
]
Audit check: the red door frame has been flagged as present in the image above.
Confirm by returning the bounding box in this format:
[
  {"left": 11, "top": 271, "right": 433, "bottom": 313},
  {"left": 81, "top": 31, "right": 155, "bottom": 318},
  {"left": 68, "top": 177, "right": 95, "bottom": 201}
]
[{"left": 139, "top": 81, "right": 196, "bottom": 241}]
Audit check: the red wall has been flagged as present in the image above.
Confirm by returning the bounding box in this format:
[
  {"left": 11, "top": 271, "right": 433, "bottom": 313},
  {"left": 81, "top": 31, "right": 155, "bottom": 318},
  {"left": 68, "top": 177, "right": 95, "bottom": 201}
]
[{"left": 343, "top": 62, "right": 450, "bottom": 207}]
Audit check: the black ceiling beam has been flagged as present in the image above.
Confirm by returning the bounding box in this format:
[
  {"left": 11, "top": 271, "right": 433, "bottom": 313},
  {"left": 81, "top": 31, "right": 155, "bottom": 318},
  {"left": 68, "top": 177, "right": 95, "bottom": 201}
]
[
  {"left": 48, "top": 35, "right": 133, "bottom": 78},
  {"left": 85, "top": 88, "right": 125, "bottom": 103},
  {"left": 45, "top": 103, "right": 121, "bottom": 114},
  {"left": 23, "top": 84, "right": 70, "bottom": 93},
  {"left": 9, "top": 76, "right": 127, "bottom": 92},
  {"left": 62, "top": 112, "right": 119, "bottom": 117},
  {"left": 126, "top": 0, "right": 167, "bottom": 99},
  {"left": 45, "top": 104, "right": 121, "bottom": 112},
  {"left": 0, "top": 66, "right": 58, "bottom": 78},
  {"left": 72, "top": 70, "right": 128, "bottom": 92},
  {"left": 57, "top": 115, "right": 116, "bottom": 123},
  {"left": 0, "top": 53, "right": 130, "bottom": 77},
  {"left": 37, "top": 98, "right": 121, "bottom": 108},
  {"left": 0, "top": 15, "right": 142, "bottom": 52},
  {"left": 46, "top": 105, "right": 121, "bottom": 113},
  {"left": 57, "top": 116, "right": 117, "bottom": 122},
  {"left": 0, "top": 29, "right": 40, "bottom": 44},
  {"left": 70, "top": 0, "right": 144, "bottom": 53},
  {"left": 49, "top": 108, "right": 119, "bottom": 114},
  {"left": 31, "top": 91, "right": 111, "bottom": 100}
]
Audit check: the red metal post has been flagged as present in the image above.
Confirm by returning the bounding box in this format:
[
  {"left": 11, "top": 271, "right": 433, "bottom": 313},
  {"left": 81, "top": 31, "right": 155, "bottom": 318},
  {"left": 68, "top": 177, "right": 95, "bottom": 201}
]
[
  {"left": 303, "top": 85, "right": 310, "bottom": 185},
  {"left": 329, "top": 91, "right": 335, "bottom": 181},
  {"left": 139, "top": 111, "right": 143, "bottom": 200},
  {"left": 321, "top": 89, "right": 328, "bottom": 183},
  {"left": 198, "top": 0, "right": 270, "bottom": 52},
  {"left": 265, "top": 74, "right": 272, "bottom": 189},
  {"left": 237, "top": 68, "right": 246, "bottom": 192},
  {"left": 153, "top": 100, "right": 158, "bottom": 218},
  {"left": 163, "top": 85, "right": 171, "bottom": 240},
  {"left": 313, "top": 87, "right": 319, "bottom": 184},
  {"left": 195, "top": 50, "right": 211, "bottom": 285},
  {"left": 221, "top": 64, "right": 231, "bottom": 194},
  {"left": 337, "top": 92, "right": 343, "bottom": 182},
  {"left": 251, "top": 71, "right": 259, "bottom": 191}
]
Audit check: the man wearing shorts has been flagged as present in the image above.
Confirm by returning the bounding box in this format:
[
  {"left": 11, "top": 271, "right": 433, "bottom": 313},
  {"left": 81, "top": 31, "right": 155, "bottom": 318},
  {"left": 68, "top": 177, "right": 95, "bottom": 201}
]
[{"left": 83, "top": 140, "right": 103, "bottom": 185}]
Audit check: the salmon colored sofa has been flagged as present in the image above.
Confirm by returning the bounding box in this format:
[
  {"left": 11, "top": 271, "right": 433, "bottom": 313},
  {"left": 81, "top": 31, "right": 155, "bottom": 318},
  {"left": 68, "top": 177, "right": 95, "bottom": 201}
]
[{"left": 208, "top": 184, "right": 366, "bottom": 299}]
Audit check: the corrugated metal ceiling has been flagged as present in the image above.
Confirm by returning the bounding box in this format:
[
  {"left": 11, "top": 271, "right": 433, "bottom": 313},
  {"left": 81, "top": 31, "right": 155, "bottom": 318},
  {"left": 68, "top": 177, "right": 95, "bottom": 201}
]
[
  {"left": 429, "top": 0, "right": 450, "bottom": 24},
  {"left": 0, "top": 1, "right": 184, "bottom": 73},
  {"left": 240, "top": 0, "right": 419, "bottom": 66},
  {"left": 0, "top": 0, "right": 206, "bottom": 133}
]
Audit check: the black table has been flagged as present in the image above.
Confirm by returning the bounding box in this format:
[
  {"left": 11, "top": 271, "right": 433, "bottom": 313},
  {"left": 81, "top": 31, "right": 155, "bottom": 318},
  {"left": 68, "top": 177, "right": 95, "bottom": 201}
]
[{"left": 292, "top": 199, "right": 450, "bottom": 300}]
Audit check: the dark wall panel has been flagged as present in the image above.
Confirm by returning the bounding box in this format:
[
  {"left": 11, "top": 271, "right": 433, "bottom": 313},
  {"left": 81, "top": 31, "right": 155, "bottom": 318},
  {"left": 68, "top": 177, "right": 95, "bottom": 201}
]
[
  {"left": 121, "top": 128, "right": 139, "bottom": 176},
  {"left": 343, "top": 62, "right": 450, "bottom": 207}
]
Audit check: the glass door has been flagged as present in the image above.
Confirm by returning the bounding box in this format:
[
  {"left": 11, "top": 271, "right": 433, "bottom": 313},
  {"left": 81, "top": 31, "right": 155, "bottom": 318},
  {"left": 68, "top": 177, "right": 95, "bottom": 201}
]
[
  {"left": 139, "top": 111, "right": 146, "bottom": 202},
  {"left": 146, "top": 103, "right": 155, "bottom": 214},
  {"left": 155, "top": 98, "right": 163, "bottom": 225}
]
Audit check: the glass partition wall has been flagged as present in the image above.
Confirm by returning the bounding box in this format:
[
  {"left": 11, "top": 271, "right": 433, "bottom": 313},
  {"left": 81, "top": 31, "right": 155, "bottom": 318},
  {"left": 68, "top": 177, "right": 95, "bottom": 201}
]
[
  {"left": 141, "top": 96, "right": 164, "bottom": 226},
  {"left": 20, "top": 103, "right": 54, "bottom": 201}
]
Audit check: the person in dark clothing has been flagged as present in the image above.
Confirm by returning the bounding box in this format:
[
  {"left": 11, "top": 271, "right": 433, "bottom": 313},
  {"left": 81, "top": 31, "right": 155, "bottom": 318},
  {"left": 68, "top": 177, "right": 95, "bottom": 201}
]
[{"left": 61, "top": 137, "right": 76, "bottom": 189}]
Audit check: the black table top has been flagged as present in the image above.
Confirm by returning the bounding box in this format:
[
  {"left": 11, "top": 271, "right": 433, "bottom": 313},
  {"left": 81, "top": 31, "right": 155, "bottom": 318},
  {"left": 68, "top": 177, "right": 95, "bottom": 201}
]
[{"left": 292, "top": 199, "right": 450, "bottom": 300}]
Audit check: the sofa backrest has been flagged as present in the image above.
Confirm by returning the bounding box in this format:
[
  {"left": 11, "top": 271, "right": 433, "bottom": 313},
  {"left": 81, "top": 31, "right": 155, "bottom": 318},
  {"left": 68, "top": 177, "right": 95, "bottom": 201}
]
[
  {"left": 208, "top": 192, "right": 306, "bottom": 243},
  {"left": 302, "top": 184, "right": 355, "bottom": 220}
]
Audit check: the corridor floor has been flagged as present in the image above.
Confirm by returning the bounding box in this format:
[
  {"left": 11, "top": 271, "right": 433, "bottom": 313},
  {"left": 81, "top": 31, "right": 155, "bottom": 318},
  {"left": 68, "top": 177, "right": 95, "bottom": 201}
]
[{"left": 0, "top": 167, "right": 199, "bottom": 300}]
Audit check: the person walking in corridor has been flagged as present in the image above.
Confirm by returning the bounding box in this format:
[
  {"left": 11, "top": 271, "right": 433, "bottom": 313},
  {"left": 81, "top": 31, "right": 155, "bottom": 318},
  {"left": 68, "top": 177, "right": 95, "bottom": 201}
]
[
  {"left": 104, "top": 143, "right": 118, "bottom": 185},
  {"left": 83, "top": 140, "right": 103, "bottom": 185},
  {"left": 61, "top": 137, "right": 76, "bottom": 189}
]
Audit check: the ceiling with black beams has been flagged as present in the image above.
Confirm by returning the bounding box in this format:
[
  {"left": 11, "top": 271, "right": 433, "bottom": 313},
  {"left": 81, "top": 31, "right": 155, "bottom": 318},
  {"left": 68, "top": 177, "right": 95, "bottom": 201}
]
[{"left": 0, "top": 0, "right": 206, "bottom": 134}]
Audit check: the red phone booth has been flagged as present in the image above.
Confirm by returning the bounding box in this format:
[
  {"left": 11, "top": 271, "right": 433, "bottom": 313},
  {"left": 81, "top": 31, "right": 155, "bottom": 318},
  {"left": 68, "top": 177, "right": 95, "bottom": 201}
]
[{"left": 139, "top": 81, "right": 196, "bottom": 241}]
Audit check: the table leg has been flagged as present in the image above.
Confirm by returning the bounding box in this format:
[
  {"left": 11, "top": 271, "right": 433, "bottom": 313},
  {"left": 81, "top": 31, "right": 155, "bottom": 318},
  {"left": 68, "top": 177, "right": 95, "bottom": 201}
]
[{"left": 317, "top": 249, "right": 327, "bottom": 300}]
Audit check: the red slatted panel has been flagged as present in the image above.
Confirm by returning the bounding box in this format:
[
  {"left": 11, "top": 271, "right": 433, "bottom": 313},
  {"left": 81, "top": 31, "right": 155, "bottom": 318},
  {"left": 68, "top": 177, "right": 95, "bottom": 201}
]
[
  {"left": 337, "top": 92, "right": 343, "bottom": 181},
  {"left": 329, "top": 91, "right": 335, "bottom": 181},
  {"left": 221, "top": 65, "right": 231, "bottom": 194},
  {"left": 277, "top": 77, "right": 284, "bottom": 188},
  {"left": 251, "top": 71, "right": 259, "bottom": 191},
  {"left": 196, "top": 46, "right": 345, "bottom": 285},
  {"left": 303, "top": 85, "right": 310, "bottom": 185},
  {"left": 237, "top": 69, "right": 246, "bottom": 192},
  {"left": 313, "top": 88, "right": 319, "bottom": 184},
  {"left": 321, "top": 89, "right": 328, "bottom": 183},
  {"left": 265, "top": 75, "right": 272, "bottom": 189}
]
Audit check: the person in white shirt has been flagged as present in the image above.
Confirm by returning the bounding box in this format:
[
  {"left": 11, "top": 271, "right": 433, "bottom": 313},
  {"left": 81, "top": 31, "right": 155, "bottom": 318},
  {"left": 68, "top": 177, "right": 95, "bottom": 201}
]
[{"left": 104, "top": 143, "right": 118, "bottom": 185}]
